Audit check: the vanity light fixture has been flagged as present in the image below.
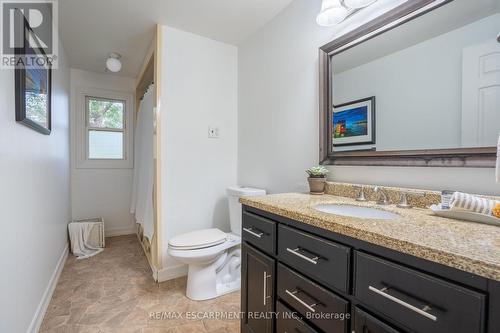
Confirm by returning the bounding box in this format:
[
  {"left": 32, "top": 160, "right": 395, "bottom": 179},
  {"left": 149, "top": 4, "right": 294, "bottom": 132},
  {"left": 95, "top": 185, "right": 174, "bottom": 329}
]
[
  {"left": 316, "top": 0, "right": 349, "bottom": 27},
  {"left": 344, "top": 0, "right": 378, "bottom": 9},
  {"left": 316, "top": 0, "right": 379, "bottom": 27},
  {"left": 106, "top": 52, "right": 122, "bottom": 73}
]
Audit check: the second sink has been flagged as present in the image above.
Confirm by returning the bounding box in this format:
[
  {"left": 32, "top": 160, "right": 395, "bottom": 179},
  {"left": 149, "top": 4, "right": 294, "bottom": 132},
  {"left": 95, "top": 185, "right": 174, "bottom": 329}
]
[{"left": 314, "top": 204, "right": 400, "bottom": 220}]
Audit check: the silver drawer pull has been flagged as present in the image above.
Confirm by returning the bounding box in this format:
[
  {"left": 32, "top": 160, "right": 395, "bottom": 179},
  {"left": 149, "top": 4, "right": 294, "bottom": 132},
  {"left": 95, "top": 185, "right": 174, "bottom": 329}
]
[
  {"left": 286, "top": 247, "right": 320, "bottom": 265},
  {"left": 285, "top": 289, "right": 319, "bottom": 313},
  {"left": 243, "top": 227, "right": 263, "bottom": 238},
  {"left": 368, "top": 286, "right": 437, "bottom": 322},
  {"left": 263, "top": 271, "right": 272, "bottom": 306}
]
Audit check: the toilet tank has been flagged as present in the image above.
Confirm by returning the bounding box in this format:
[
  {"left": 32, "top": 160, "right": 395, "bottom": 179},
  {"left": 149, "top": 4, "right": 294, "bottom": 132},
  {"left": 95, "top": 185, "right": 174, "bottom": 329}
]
[{"left": 227, "top": 186, "right": 266, "bottom": 235}]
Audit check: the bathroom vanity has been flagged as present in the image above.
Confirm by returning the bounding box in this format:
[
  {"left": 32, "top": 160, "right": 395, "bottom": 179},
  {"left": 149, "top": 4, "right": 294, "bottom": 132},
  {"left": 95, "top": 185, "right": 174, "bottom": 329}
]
[
  {"left": 239, "top": 192, "right": 500, "bottom": 333},
  {"left": 240, "top": 0, "right": 500, "bottom": 329}
]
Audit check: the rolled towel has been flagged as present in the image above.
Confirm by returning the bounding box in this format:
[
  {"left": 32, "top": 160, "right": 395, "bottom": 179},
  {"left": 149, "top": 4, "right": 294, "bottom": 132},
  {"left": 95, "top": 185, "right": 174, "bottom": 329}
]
[
  {"left": 493, "top": 203, "right": 500, "bottom": 218},
  {"left": 449, "top": 192, "right": 499, "bottom": 216}
]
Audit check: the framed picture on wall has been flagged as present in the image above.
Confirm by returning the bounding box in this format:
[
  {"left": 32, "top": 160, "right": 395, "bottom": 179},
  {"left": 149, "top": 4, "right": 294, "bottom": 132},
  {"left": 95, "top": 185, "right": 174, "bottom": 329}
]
[
  {"left": 332, "top": 97, "right": 375, "bottom": 147},
  {"left": 15, "top": 24, "right": 52, "bottom": 135}
]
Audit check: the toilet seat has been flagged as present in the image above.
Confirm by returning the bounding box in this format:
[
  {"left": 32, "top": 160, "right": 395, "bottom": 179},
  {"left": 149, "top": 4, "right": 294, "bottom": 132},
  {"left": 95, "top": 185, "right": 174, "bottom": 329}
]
[
  {"left": 169, "top": 228, "right": 227, "bottom": 250},
  {"left": 168, "top": 233, "right": 241, "bottom": 260}
]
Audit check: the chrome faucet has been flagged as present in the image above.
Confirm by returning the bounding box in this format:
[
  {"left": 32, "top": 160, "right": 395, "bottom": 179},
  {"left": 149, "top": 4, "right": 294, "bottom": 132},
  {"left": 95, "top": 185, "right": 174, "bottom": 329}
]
[
  {"left": 373, "top": 186, "right": 389, "bottom": 205},
  {"left": 397, "top": 192, "right": 412, "bottom": 209},
  {"left": 354, "top": 185, "right": 367, "bottom": 202},
  {"left": 397, "top": 191, "right": 425, "bottom": 209}
]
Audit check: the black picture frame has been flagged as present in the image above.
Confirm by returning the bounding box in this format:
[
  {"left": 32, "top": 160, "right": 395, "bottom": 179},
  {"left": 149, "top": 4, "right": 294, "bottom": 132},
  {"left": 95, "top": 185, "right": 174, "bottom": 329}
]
[
  {"left": 332, "top": 96, "right": 375, "bottom": 147},
  {"left": 15, "top": 22, "right": 52, "bottom": 135}
]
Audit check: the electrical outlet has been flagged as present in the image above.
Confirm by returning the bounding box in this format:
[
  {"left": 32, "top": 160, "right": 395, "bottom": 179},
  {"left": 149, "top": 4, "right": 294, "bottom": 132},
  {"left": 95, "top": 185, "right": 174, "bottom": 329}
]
[{"left": 208, "top": 126, "right": 219, "bottom": 138}]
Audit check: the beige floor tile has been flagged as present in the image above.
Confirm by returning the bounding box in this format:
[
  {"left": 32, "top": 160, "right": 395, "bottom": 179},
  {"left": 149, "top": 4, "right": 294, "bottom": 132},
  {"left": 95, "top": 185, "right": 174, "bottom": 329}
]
[{"left": 41, "top": 235, "right": 241, "bottom": 332}]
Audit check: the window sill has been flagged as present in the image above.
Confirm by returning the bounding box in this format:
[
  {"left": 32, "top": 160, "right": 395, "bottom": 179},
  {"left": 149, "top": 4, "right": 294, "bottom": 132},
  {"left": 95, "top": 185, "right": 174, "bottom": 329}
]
[{"left": 76, "top": 159, "right": 133, "bottom": 169}]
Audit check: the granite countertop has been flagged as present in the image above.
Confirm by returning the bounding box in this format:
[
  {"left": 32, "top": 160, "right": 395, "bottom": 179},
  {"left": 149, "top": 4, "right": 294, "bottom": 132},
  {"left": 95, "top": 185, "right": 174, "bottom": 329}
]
[{"left": 240, "top": 193, "right": 500, "bottom": 281}]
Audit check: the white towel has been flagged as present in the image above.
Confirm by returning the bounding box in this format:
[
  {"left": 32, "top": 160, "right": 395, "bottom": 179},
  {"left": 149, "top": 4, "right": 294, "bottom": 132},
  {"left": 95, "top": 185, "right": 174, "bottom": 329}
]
[
  {"left": 68, "top": 222, "right": 104, "bottom": 259},
  {"left": 449, "top": 192, "right": 498, "bottom": 216},
  {"left": 496, "top": 134, "right": 500, "bottom": 183}
]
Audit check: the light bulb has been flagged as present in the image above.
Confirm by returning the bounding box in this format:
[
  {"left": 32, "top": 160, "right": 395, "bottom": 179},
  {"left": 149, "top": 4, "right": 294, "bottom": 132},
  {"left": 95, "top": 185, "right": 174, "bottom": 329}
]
[
  {"left": 344, "top": 0, "right": 378, "bottom": 9},
  {"left": 316, "top": 0, "right": 348, "bottom": 27},
  {"left": 106, "top": 54, "right": 122, "bottom": 72}
]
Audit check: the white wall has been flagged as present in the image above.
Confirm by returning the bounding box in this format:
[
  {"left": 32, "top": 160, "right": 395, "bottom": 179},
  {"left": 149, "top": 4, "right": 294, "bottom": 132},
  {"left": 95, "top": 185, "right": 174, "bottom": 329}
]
[
  {"left": 161, "top": 26, "right": 238, "bottom": 270},
  {"left": 238, "top": 0, "right": 500, "bottom": 196},
  {"left": 0, "top": 41, "right": 70, "bottom": 333},
  {"left": 70, "top": 69, "right": 137, "bottom": 236}
]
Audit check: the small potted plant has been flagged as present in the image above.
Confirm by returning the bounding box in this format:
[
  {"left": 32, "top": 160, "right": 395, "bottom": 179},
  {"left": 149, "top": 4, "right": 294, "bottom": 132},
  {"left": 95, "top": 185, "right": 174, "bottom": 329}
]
[{"left": 306, "top": 166, "right": 329, "bottom": 195}]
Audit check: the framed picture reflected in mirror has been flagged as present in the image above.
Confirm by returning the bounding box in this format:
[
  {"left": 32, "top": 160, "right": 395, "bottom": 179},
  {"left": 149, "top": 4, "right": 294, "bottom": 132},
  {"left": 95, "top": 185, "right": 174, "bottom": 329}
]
[{"left": 332, "top": 96, "right": 375, "bottom": 147}]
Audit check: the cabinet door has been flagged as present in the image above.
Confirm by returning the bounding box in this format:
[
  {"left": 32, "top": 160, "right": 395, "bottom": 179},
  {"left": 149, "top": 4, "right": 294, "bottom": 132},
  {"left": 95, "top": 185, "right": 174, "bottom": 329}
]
[
  {"left": 242, "top": 243, "right": 275, "bottom": 333},
  {"left": 353, "top": 307, "right": 401, "bottom": 333}
]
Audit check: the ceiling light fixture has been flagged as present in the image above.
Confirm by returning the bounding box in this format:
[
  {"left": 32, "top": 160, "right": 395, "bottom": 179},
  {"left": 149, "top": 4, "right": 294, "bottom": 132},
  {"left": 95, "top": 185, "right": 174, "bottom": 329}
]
[
  {"left": 343, "top": 0, "right": 378, "bottom": 9},
  {"left": 316, "top": 0, "right": 349, "bottom": 27},
  {"left": 316, "top": 0, "right": 380, "bottom": 27},
  {"left": 106, "top": 53, "right": 122, "bottom": 73}
]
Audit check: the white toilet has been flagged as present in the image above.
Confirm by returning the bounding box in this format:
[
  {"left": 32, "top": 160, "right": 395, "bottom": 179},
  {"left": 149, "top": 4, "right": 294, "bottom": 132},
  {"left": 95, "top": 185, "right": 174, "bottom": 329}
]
[{"left": 167, "top": 186, "right": 266, "bottom": 300}]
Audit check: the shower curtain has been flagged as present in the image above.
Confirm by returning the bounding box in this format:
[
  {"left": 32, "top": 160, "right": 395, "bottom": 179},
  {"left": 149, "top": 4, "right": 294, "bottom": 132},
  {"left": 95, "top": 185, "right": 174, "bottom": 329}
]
[{"left": 131, "top": 85, "right": 155, "bottom": 240}]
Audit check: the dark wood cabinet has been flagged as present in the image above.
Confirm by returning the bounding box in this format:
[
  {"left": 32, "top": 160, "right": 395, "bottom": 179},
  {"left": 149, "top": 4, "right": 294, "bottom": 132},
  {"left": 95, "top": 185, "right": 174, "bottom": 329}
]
[
  {"left": 355, "top": 252, "right": 486, "bottom": 333},
  {"left": 241, "top": 243, "right": 275, "bottom": 333},
  {"left": 278, "top": 224, "right": 350, "bottom": 293},
  {"left": 277, "top": 263, "right": 349, "bottom": 333},
  {"left": 353, "top": 307, "right": 401, "bottom": 333},
  {"left": 241, "top": 205, "right": 499, "bottom": 333},
  {"left": 276, "top": 301, "right": 319, "bottom": 333},
  {"left": 242, "top": 211, "right": 276, "bottom": 255}
]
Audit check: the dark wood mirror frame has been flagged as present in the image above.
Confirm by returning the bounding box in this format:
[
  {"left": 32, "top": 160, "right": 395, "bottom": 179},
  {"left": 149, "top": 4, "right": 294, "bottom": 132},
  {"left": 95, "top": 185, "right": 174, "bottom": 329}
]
[{"left": 319, "top": 0, "right": 497, "bottom": 168}]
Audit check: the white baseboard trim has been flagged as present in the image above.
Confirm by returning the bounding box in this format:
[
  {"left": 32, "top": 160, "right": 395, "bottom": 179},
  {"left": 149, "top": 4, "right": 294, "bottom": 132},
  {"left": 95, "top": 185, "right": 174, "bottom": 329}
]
[
  {"left": 157, "top": 264, "right": 188, "bottom": 282},
  {"left": 106, "top": 225, "right": 136, "bottom": 237},
  {"left": 28, "top": 243, "right": 68, "bottom": 333}
]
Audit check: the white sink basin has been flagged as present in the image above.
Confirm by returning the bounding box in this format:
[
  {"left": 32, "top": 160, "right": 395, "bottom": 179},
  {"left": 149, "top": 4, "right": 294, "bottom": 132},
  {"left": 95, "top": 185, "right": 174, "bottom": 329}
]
[{"left": 314, "top": 204, "right": 399, "bottom": 220}]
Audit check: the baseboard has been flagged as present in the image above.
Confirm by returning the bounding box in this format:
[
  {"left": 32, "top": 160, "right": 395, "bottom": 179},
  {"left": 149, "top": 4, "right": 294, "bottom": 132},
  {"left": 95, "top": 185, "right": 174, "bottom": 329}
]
[
  {"left": 105, "top": 225, "right": 136, "bottom": 237},
  {"left": 157, "top": 264, "right": 188, "bottom": 282},
  {"left": 28, "top": 243, "right": 68, "bottom": 333}
]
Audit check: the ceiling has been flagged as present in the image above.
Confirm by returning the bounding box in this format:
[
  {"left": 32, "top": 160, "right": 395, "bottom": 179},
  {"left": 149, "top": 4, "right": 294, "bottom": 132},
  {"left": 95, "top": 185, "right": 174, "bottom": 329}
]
[{"left": 59, "top": 0, "right": 294, "bottom": 77}]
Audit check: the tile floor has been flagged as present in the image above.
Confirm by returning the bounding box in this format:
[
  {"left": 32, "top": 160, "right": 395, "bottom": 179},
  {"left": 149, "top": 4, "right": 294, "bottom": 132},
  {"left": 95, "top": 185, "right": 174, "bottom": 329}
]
[{"left": 40, "top": 235, "right": 240, "bottom": 333}]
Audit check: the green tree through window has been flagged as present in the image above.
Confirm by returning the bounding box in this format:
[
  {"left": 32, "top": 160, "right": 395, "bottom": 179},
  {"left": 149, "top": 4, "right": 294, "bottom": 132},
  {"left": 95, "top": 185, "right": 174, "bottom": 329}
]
[{"left": 88, "top": 99, "right": 123, "bottom": 129}]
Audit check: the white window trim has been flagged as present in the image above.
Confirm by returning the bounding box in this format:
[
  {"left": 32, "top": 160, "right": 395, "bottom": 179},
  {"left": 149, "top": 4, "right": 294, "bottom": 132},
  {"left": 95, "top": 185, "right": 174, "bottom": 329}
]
[
  {"left": 76, "top": 87, "right": 134, "bottom": 169},
  {"left": 85, "top": 96, "right": 126, "bottom": 160}
]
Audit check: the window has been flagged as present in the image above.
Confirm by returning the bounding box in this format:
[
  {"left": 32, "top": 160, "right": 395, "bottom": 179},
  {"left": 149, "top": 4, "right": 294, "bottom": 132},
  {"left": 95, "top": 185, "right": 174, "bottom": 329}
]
[
  {"left": 76, "top": 88, "right": 133, "bottom": 169},
  {"left": 86, "top": 97, "right": 125, "bottom": 159}
]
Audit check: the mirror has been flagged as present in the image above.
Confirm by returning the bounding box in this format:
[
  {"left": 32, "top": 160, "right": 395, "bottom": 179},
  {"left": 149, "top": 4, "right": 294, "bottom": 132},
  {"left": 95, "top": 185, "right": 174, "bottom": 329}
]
[{"left": 319, "top": 0, "right": 499, "bottom": 166}]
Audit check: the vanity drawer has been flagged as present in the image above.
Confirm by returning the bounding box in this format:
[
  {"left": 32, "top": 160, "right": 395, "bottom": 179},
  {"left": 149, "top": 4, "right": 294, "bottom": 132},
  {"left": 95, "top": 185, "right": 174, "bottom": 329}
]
[
  {"left": 242, "top": 211, "right": 276, "bottom": 255},
  {"left": 353, "top": 306, "right": 401, "bottom": 333},
  {"left": 277, "top": 263, "right": 349, "bottom": 333},
  {"left": 354, "top": 252, "right": 486, "bottom": 333},
  {"left": 278, "top": 224, "right": 350, "bottom": 293},
  {"left": 276, "top": 301, "right": 319, "bottom": 333}
]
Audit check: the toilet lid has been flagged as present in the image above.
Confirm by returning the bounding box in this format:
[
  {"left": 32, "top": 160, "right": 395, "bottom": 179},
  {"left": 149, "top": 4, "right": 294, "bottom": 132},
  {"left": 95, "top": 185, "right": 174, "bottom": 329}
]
[{"left": 168, "top": 228, "right": 228, "bottom": 250}]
